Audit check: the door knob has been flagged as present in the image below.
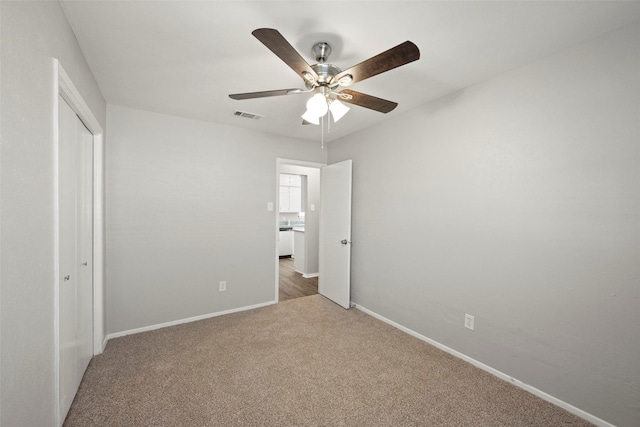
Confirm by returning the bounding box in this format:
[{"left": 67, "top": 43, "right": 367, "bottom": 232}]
[
  {"left": 64, "top": 275, "right": 70, "bottom": 281},
  {"left": 340, "top": 239, "right": 351, "bottom": 245},
  {"left": 82, "top": 262, "right": 88, "bottom": 266}
]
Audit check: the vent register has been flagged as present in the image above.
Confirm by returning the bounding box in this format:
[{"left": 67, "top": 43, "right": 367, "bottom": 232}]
[{"left": 233, "top": 110, "right": 263, "bottom": 120}]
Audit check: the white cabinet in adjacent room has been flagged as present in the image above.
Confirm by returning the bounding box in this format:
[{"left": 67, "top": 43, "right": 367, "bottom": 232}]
[
  {"left": 288, "top": 187, "right": 301, "bottom": 212},
  {"left": 279, "top": 186, "right": 290, "bottom": 212},
  {"left": 279, "top": 230, "right": 293, "bottom": 256},
  {"left": 279, "top": 174, "right": 302, "bottom": 213},
  {"left": 280, "top": 174, "right": 302, "bottom": 187}
]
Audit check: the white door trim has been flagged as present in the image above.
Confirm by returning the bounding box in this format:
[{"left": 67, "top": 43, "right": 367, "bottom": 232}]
[
  {"left": 275, "top": 158, "right": 326, "bottom": 302},
  {"left": 53, "top": 59, "right": 105, "bottom": 426}
]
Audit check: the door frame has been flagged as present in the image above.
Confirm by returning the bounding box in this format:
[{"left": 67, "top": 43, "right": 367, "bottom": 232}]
[
  {"left": 53, "top": 60, "right": 105, "bottom": 426},
  {"left": 275, "top": 158, "right": 326, "bottom": 302}
]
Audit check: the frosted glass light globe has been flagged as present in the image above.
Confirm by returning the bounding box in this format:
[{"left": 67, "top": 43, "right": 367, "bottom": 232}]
[
  {"left": 301, "top": 109, "right": 320, "bottom": 125},
  {"left": 329, "top": 99, "right": 350, "bottom": 122},
  {"left": 306, "top": 93, "right": 328, "bottom": 116}
]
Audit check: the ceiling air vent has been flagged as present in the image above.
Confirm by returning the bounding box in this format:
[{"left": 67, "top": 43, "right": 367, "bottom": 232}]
[{"left": 233, "top": 110, "right": 263, "bottom": 120}]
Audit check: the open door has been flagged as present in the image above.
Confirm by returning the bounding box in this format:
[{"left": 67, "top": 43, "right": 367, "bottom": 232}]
[{"left": 319, "top": 160, "right": 352, "bottom": 309}]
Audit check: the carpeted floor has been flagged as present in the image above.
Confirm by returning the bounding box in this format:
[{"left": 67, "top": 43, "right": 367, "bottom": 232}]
[{"left": 64, "top": 295, "right": 593, "bottom": 426}]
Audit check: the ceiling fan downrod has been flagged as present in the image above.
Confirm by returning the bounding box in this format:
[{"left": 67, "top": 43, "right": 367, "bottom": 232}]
[{"left": 312, "top": 42, "right": 331, "bottom": 63}]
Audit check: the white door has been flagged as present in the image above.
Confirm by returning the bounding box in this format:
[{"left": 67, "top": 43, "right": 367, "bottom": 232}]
[
  {"left": 76, "top": 120, "right": 94, "bottom": 378},
  {"left": 59, "top": 97, "right": 79, "bottom": 419},
  {"left": 318, "top": 160, "right": 352, "bottom": 309},
  {"left": 58, "top": 96, "right": 93, "bottom": 421}
]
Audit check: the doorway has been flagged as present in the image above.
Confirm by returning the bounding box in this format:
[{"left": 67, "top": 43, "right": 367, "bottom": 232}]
[{"left": 276, "top": 160, "right": 324, "bottom": 302}]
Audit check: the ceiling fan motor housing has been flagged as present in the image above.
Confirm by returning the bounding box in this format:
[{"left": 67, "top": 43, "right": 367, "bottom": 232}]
[
  {"left": 307, "top": 63, "right": 342, "bottom": 89},
  {"left": 312, "top": 42, "right": 331, "bottom": 63}
]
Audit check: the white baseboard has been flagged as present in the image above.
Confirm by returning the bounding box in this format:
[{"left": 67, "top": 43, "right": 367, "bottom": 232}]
[
  {"left": 353, "top": 303, "right": 614, "bottom": 427},
  {"left": 105, "top": 301, "right": 276, "bottom": 342},
  {"left": 302, "top": 272, "right": 319, "bottom": 278}
]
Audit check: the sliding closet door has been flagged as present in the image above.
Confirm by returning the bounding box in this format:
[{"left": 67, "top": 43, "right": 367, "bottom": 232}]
[
  {"left": 58, "top": 96, "right": 94, "bottom": 421},
  {"left": 76, "top": 119, "right": 94, "bottom": 378},
  {"left": 59, "top": 96, "right": 79, "bottom": 418}
]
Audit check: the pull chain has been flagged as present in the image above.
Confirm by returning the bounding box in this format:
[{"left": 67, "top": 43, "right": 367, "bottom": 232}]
[{"left": 321, "top": 114, "right": 325, "bottom": 150}]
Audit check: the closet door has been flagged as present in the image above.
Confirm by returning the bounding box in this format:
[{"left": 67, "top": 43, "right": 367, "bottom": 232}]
[
  {"left": 58, "top": 96, "right": 93, "bottom": 421},
  {"left": 76, "top": 120, "right": 94, "bottom": 378},
  {"left": 59, "top": 96, "right": 79, "bottom": 418}
]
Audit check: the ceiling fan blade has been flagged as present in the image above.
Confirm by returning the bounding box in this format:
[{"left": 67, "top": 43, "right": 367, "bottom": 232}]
[
  {"left": 335, "top": 41, "right": 420, "bottom": 86},
  {"left": 229, "top": 89, "right": 301, "bottom": 100},
  {"left": 337, "top": 90, "right": 398, "bottom": 113},
  {"left": 252, "top": 28, "right": 319, "bottom": 82}
]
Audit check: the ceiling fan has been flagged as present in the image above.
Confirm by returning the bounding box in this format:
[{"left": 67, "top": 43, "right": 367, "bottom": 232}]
[{"left": 229, "top": 28, "right": 420, "bottom": 125}]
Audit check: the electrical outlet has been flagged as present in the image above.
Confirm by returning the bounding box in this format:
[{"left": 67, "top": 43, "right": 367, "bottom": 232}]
[
  {"left": 464, "top": 313, "right": 474, "bottom": 330},
  {"left": 219, "top": 281, "right": 226, "bottom": 292}
]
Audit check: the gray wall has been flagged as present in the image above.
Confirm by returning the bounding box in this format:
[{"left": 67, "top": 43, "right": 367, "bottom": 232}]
[
  {"left": 328, "top": 22, "right": 640, "bottom": 427},
  {"left": 3, "top": 2, "right": 637, "bottom": 425},
  {"left": 0, "top": 1, "right": 106, "bottom": 425},
  {"left": 106, "top": 105, "right": 326, "bottom": 334}
]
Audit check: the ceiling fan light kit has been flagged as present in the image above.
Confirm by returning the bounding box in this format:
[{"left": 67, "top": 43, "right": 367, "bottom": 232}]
[
  {"left": 307, "top": 92, "right": 329, "bottom": 116},
  {"left": 328, "top": 99, "right": 350, "bottom": 122},
  {"left": 229, "top": 28, "right": 420, "bottom": 138},
  {"left": 301, "top": 110, "right": 320, "bottom": 125}
]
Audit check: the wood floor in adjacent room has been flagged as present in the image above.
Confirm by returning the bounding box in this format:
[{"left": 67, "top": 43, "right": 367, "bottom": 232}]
[{"left": 279, "top": 257, "right": 318, "bottom": 302}]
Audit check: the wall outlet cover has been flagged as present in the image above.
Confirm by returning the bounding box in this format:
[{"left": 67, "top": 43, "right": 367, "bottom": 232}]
[{"left": 465, "top": 313, "right": 474, "bottom": 330}]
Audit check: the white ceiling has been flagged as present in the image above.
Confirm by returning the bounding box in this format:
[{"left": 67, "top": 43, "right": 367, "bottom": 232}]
[{"left": 60, "top": 1, "right": 640, "bottom": 143}]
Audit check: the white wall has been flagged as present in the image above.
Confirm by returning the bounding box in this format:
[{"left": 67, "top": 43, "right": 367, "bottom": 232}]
[
  {"left": 106, "top": 105, "right": 326, "bottom": 334},
  {"left": 328, "top": 22, "right": 640, "bottom": 427},
  {"left": 0, "top": 2, "right": 106, "bottom": 425}
]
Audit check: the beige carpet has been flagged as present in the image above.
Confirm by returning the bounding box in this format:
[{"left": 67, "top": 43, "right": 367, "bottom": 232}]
[{"left": 64, "top": 295, "right": 592, "bottom": 426}]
